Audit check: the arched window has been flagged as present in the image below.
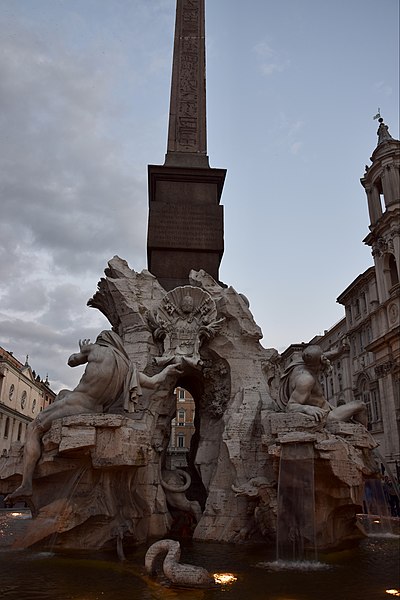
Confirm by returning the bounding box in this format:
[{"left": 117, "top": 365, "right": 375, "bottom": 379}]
[{"left": 389, "top": 254, "right": 399, "bottom": 287}]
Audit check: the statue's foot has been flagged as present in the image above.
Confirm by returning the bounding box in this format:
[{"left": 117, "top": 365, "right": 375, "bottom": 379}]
[{"left": 4, "top": 484, "right": 33, "bottom": 505}]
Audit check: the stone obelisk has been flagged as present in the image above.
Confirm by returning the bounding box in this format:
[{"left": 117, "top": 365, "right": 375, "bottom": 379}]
[{"left": 147, "top": 0, "right": 226, "bottom": 291}]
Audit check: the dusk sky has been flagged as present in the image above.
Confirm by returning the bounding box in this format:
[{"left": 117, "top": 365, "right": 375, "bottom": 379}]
[{"left": 0, "top": 0, "right": 399, "bottom": 392}]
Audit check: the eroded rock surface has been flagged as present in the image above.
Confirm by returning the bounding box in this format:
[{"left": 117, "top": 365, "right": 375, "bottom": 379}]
[{"left": 0, "top": 257, "right": 379, "bottom": 551}]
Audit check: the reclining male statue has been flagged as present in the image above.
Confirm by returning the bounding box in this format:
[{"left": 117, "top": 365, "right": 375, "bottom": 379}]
[
  {"left": 6, "top": 330, "right": 181, "bottom": 503},
  {"left": 279, "top": 344, "right": 368, "bottom": 427}
]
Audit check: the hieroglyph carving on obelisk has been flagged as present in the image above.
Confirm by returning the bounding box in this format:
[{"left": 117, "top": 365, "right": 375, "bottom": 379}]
[
  {"left": 167, "top": 0, "right": 207, "bottom": 158},
  {"left": 147, "top": 0, "right": 226, "bottom": 289}
]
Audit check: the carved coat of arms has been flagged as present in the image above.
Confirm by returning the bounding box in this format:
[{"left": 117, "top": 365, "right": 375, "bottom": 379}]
[{"left": 148, "top": 286, "right": 223, "bottom": 368}]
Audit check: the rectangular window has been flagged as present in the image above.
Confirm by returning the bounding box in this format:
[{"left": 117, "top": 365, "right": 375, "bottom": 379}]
[
  {"left": 177, "top": 435, "right": 185, "bottom": 448},
  {"left": 178, "top": 410, "right": 185, "bottom": 426},
  {"left": 366, "top": 400, "right": 372, "bottom": 425},
  {"left": 362, "top": 292, "right": 367, "bottom": 313},
  {"left": 359, "top": 331, "right": 364, "bottom": 352},
  {"left": 371, "top": 389, "right": 381, "bottom": 422}
]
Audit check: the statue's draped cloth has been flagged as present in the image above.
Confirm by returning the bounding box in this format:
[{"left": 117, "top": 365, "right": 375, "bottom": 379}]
[
  {"left": 96, "top": 330, "right": 141, "bottom": 413},
  {"left": 277, "top": 361, "right": 303, "bottom": 411}
]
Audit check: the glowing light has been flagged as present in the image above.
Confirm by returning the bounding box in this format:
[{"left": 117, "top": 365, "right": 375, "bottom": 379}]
[
  {"left": 11, "top": 512, "right": 23, "bottom": 517},
  {"left": 373, "top": 519, "right": 381, "bottom": 523},
  {"left": 213, "top": 572, "right": 237, "bottom": 585},
  {"left": 386, "top": 590, "right": 400, "bottom": 596}
]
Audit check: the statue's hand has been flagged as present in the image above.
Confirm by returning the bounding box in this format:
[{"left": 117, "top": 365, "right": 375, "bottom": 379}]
[
  {"left": 304, "top": 405, "right": 328, "bottom": 422},
  {"left": 163, "top": 363, "right": 183, "bottom": 378},
  {"left": 79, "top": 339, "right": 91, "bottom": 352}
]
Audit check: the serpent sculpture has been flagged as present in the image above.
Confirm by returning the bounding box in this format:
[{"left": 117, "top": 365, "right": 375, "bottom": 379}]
[
  {"left": 160, "top": 467, "right": 203, "bottom": 523},
  {"left": 144, "top": 539, "right": 214, "bottom": 587}
]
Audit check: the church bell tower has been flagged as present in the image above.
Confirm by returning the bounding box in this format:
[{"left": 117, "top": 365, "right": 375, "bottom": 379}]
[{"left": 361, "top": 116, "right": 400, "bottom": 301}]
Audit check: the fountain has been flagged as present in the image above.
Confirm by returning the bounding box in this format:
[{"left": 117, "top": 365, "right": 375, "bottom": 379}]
[
  {"left": 359, "top": 478, "right": 396, "bottom": 537},
  {"left": 144, "top": 538, "right": 215, "bottom": 587},
  {"left": 0, "top": 0, "right": 398, "bottom": 596},
  {"left": 0, "top": 259, "right": 383, "bottom": 560},
  {"left": 276, "top": 442, "right": 317, "bottom": 563}
]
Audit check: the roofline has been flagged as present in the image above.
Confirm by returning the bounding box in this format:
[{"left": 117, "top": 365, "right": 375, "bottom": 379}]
[{"left": 336, "top": 266, "right": 375, "bottom": 304}]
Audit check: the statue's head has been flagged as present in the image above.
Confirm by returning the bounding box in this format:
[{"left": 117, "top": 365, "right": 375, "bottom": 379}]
[
  {"left": 181, "top": 295, "right": 194, "bottom": 314},
  {"left": 302, "top": 345, "right": 323, "bottom": 367}
]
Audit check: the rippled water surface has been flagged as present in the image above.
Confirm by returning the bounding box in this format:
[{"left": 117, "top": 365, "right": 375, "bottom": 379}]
[{"left": 0, "top": 518, "right": 399, "bottom": 600}]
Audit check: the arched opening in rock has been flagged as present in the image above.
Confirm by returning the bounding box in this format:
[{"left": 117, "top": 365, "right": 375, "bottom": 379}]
[
  {"left": 162, "top": 372, "right": 206, "bottom": 538},
  {"left": 161, "top": 352, "right": 231, "bottom": 539}
]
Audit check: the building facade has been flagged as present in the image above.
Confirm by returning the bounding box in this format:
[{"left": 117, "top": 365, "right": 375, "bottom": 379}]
[
  {"left": 337, "top": 120, "right": 399, "bottom": 468},
  {"left": 0, "top": 347, "right": 56, "bottom": 456},
  {"left": 167, "top": 387, "right": 196, "bottom": 469},
  {"left": 280, "top": 119, "right": 399, "bottom": 472}
]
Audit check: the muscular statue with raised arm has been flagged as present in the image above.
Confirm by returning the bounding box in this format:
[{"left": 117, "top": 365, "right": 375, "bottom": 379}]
[
  {"left": 279, "top": 344, "right": 367, "bottom": 427},
  {"left": 6, "top": 330, "right": 181, "bottom": 503}
]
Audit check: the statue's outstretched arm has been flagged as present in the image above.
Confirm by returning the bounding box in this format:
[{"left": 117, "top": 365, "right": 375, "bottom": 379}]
[
  {"left": 139, "top": 363, "right": 182, "bottom": 389},
  {"left": 67, "top": 339, "right": 92, "bottom": 367},
  {"left": 323, "top": 338, "right": 349, "bottom": 362}
]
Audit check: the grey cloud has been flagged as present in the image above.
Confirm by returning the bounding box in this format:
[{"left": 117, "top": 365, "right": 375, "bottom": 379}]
[
  {"left": 0, "top": 18, "right": 147, "bottom": 278},
  {"left": 1, "top": 280, "right": 48, "bottom": 314},
  {"left": 0, "top": 10, "right": 155, "bottom": 391}
]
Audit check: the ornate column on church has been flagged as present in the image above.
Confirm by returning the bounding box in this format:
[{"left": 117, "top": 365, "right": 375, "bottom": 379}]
[{"left": 147, "top": 0, "right": 226, "bottom": 290}]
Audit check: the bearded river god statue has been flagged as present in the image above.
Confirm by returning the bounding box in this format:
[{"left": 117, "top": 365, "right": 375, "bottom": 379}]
[{"left": 0, "top": 257, "right": 379, "bottom": 552}]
